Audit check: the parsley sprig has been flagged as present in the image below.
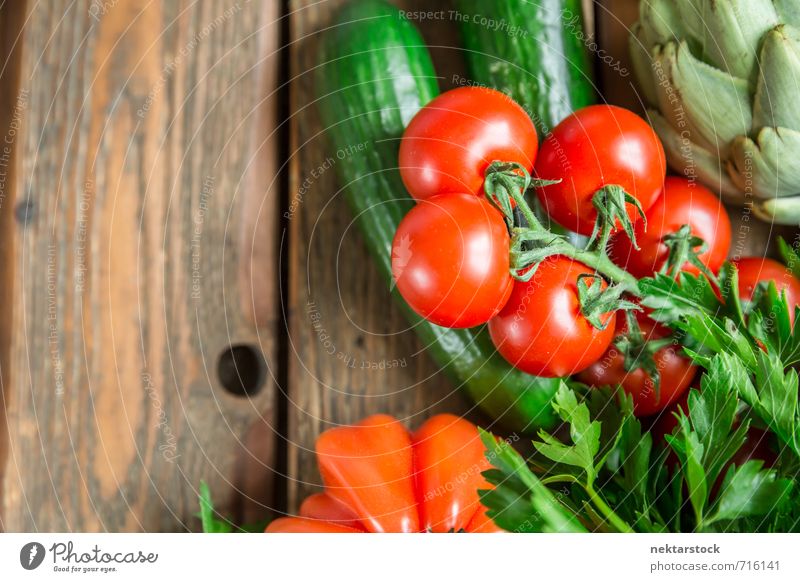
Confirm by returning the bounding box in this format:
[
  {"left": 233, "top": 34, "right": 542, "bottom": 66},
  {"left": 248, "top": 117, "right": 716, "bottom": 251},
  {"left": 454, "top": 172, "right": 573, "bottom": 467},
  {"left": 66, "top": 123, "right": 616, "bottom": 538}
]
[
  {"left": 481, "top": 252, "right": 800, "bottom": 533},
  {"left": 196, "top": 481, "right": 269, "bottom": 533}
]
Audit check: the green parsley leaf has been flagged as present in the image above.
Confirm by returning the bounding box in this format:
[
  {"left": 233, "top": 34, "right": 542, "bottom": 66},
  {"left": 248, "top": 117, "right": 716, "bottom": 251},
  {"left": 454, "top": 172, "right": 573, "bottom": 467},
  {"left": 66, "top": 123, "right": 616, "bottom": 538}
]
[
  {"left": 682, "top": 427, "right": 708, "bottom": 526},
  {"left": 197, "top": 481, "right": 235, "bottom": 533},
  {"left": 533, "top": 383, "right": 602, "bottom": 482},
  {"left": 708, "top": 461, "right": 794, "bottom": 524},
  {"left": 479, "top": 430, "right": 587, "bottom": 533},
  {"left": 750, "top": 351, "right": 800, "bottom": 456},
  {"left": 778, "top": 236, "right": 800, "bottom": 280},
  {"left": 639, "top": 272, "right": 720, "bottom": 325}
]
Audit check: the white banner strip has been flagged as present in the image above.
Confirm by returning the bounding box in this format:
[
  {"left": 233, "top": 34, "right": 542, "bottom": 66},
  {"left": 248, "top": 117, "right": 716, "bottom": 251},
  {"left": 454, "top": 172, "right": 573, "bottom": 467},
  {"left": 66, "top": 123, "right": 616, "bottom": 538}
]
[{"left": 0, "top": 533, "right": 798, "bottom": 581}]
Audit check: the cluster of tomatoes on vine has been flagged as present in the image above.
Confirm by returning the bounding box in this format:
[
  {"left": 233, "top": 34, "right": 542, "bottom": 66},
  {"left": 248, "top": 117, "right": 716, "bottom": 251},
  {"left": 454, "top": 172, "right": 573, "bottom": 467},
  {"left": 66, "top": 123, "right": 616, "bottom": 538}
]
[{"left": 391, "top": 86, "right": 800, "bottom": 418}]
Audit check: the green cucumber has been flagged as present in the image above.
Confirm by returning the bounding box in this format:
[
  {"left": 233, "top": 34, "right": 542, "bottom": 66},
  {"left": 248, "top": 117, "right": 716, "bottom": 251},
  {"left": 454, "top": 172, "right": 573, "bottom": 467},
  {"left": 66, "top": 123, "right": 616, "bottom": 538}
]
[
  {"left": 314, "top": 0, "right": 558, "bottom": 433},
  {"left": 455, "top": 0, "right": 595, "bottom": 135}
]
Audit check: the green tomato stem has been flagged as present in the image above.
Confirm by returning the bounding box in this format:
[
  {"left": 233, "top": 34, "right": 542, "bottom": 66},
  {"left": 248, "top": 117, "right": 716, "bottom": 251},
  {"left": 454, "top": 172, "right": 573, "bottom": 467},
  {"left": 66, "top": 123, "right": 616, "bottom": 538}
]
[
  {"left": 484, "top": 161, "right": 641, "bottom": 296},
  {"left": 565, "top": 246, "right": 641, "bottom": 296},
  {"left": 540, "top": 474, "right": 579, "bottom": 486}
]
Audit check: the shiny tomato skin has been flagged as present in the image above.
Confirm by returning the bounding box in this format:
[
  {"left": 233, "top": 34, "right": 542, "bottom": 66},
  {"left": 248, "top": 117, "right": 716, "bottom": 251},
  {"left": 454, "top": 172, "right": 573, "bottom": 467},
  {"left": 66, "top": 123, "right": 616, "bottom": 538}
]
[
  {"left": 577, "top": 317, "right": 697, "bottom": 417},
  {"left": 265, "top": 517, "right": 363, "bottom": 533},
  {"left": 399, "top": 87, "right": 538, "bottom": 201},
  {"left": 610, "top": 177, "right": 731, "bottom": 278},
  {"left": 535, "top": 105, "right": 665, "bottom": 236},
  {"left": 488, "top": 256, "right": 617, "bottom": 377},
  {"left": 412, "top": 414, "right": 491, "bottom": 533},
  {"left": 392, "top": 194, "right": 513, "bottom": 328},
  {"left": 732, "top": 257, "right": 800, "bottom": 314},
  {"left": 315, "top": 415, "right": 419, "bottom": 533}
]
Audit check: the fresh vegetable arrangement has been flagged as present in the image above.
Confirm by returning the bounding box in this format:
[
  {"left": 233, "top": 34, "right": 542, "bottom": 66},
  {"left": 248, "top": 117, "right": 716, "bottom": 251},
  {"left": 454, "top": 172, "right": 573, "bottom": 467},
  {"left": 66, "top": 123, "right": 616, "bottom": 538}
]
[
  {"left": 238, "top": 0, "right": 800, "bottom": 534},
  {"left": 388, "top": 80, "right": 800, "bottom": 530}
]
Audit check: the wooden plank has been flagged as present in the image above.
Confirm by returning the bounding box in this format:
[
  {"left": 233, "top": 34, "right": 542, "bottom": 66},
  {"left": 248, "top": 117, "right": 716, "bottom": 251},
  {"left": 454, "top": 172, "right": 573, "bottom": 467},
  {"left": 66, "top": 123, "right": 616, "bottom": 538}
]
[
  {"left": 594, "top": 0, "right": 640, "bottom": 111},
  {"left": 1, "top": 0, "right": 281, "bottom": 531},
  {"left": 0, "top": 0, "right": 28, "bottom": 532},
  {"left": 286, "top": 0, "right": 471, "bottom": 512}
]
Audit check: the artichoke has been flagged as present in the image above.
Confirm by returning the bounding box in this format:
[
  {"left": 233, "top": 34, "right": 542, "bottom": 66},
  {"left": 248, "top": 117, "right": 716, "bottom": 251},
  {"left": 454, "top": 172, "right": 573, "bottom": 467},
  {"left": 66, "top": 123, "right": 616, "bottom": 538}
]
[{"left": 630, "top": 0, "right": 800, "bottom": 224}]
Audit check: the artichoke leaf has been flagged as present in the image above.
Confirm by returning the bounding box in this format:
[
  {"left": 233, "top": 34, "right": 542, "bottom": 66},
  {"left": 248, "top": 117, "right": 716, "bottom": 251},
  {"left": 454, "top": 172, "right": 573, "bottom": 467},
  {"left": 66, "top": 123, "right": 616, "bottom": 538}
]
[
  {"left": 754, "top": 195, "right": 800, "bottom": 225},
  {"left": 629, "top": 22, "right": 659, "bottom": 106},
  {"left": 753, "top": 25, "right": 800, "bottom": 132},
  {"left": 639, "top": 0, "right": 688, "bottom": 46},
  {"left": 773, "top": 0, "right": 800, "bottom": 28},
  {"left": 652, "top": 43, "right": 698, "bottom": 138},
  {"left": 673, "top": 0, "right": 706, "bottom": 49},
  {"left": 655, "top": 41, "right": 751, "bottom": 158},
  {"left": 649, "top": 109, "right": 745, "bottom": 204},
  {"left": 728, "top": 127, "right": 800, "bottom": 201},
  {"left": 695, "top": 0, "right": 779, "bottom": 83}
]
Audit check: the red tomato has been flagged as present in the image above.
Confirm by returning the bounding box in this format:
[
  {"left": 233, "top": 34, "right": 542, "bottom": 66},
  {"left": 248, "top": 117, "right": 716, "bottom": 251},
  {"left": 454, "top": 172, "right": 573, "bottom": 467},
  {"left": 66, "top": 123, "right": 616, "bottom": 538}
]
[
  {"left": 577, "top": 317, "right": 697, "bottom": 417},
  {"left": 266, "top": 414, "right": 503, "bottom": 533},
  {"left": 610, "top": 177, "right": 731, "bottom": 278},
  {"left": 487, "top": 256, "right": 617, "bottom": 377},
  {"left": 535, "top": 105, "right": 665, "bottom": 236},
  {"left": 732, "top": 258, "right": 800, "bottom": 317},
  {"left": 399, "top": 87, "right": 538, "bottom": 201},
  {"left": 391, "top": 194, "right": 513, "bottom": 328}
]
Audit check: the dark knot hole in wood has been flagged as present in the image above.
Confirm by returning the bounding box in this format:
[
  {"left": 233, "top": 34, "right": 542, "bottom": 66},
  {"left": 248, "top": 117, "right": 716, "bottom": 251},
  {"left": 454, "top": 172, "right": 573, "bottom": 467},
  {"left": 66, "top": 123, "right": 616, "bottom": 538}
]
[{"left": 217, "top": 344, "right": 266, "bottom": 398}]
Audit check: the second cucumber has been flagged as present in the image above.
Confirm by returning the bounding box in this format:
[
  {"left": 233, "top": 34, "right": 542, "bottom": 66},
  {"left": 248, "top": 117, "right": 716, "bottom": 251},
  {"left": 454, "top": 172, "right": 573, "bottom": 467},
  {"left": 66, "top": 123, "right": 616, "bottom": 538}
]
[
  {"left": 456, "top": 0, "right": 595, "bottom": 136},
  {"left": 314, "top": 0, "right": 559, "bottom": 433}
]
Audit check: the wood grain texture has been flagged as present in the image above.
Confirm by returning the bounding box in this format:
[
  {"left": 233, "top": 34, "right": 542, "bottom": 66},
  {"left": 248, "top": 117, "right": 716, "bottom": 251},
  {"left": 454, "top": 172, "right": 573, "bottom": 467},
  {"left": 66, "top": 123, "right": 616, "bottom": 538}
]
[
  {"left": 1, "top": 0, "right": 788, "bottom": 532},
  {"left": 286, "top": 0, "right": 471, "bottom": 512},
  {"left": 0, "top": 0, "right": 29, "bottom": 531},
  {"left": 593, "top": 0, "right": 640, "bottom": 110},
  {"left": 0, "top": 0, "right": 281, "bottom": 531}
]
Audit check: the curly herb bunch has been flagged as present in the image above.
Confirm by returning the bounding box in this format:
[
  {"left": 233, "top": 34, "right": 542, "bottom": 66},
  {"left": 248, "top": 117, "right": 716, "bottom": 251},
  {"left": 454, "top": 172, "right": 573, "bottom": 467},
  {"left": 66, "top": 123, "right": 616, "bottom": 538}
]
[{"left": 480, "top": 243, "right": 800, "bottom": 533}]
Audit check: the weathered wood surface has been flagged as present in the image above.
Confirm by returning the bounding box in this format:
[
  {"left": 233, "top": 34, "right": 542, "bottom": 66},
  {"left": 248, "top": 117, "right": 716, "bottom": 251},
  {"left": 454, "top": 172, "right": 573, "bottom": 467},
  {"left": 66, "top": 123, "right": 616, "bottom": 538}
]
[
  {"left": 0, "top": 0, "right": 281, "bottom": 531},
  {"left": 0, "top": 0, "right": 788, "bottom": 531},
  {"left": 0, "top": 0, "right": 28, "bottom": 532}
]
